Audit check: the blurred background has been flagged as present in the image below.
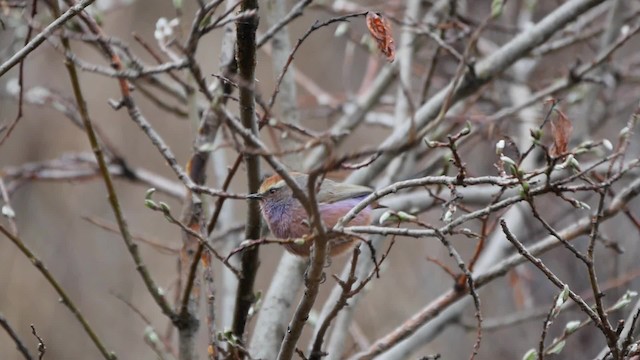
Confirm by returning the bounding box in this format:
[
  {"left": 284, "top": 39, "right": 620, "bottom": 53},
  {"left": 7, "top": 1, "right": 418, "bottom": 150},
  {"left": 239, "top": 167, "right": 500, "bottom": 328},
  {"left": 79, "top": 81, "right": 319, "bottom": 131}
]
[{"left": 1, "top": 0, "right": 640, "bottom": 359}]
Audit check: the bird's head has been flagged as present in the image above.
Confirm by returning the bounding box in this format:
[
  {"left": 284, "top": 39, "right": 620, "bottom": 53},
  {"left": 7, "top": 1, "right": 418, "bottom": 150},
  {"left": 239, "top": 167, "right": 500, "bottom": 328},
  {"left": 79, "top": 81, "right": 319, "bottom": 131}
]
[{"left": 246, "top": 172, "right": 307, "bottom": 204}]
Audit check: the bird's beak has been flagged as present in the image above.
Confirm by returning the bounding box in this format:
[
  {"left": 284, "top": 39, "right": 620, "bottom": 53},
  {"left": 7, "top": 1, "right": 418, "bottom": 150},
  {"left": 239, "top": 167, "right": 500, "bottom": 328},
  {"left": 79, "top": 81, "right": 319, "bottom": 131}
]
[{"left": 246, "top": 193, "right": 263, "bottom": 200}]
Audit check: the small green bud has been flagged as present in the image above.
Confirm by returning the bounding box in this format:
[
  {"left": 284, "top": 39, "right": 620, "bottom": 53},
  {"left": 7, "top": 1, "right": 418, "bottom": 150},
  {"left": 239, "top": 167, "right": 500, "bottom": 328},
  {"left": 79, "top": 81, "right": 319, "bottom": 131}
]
[
  {"left": 522, "top": 349, "right": 537, "bottom": 360},
  {"left": 547, "top": 340, "right": 566, "bottom": 355},
  {"left": 144, "top": 326, "right": 160, "bottom": 343},
  {"left": 424, "top": 139, "right": 438, "bottom": 148},
  {"left": 396, "top": 211, "right": 417, "bottom": 221},
  {"left": 460, "top": 121, "right": 472, "bottom": 136},
  {"left": 554, "top": 155, "right": 576, "bottom": 171},
  {"left": 530, "top": 128, "right": 543, "bottom": 140},
  {"left": 495, "top": 140, "right": 505, "bottom": 155},
  {"left": 619, "top": 126, "right": 630, "bottom": 137},
  {"left": 508, "top": 164, "right": 518, "bottom": 176},
  {"left": 551, "top": 285, "right": 569, "bottom": 318},
  {"left": 500, "top": 155, "right": 516, "bottom": 166},
  {"left": 574, "top": 201, "right": 590, "bottom": 210},
  {"left": 223, "top": 331, "right": 238, "bottom": 345},
  {"left": 93, "top": 13, "right": 104, "bottom": 26},
  {"left": 491, "top": 0, "right": 505, "bottom": 18},
  {"left": 568, "top": 155, "right": 580, "bottom": 169},
  {"left": 144, "top": 199, "right": 157, "bottom": 209},
  {"left": 249, "top": 297, "right": 262, "bottom": 317},
  {"left": 442, "top": 209, "right": 453, "bottom": 223},
  {"left": 564, "top": 320, "right": 581, "bottom": 335},
  {"left": 379, "top": 211, "right": 393, "bottom": 224},
  {"left": 559, "top": 284, "right": 570, "bottom": 303},
  {"left": 145, "top": 188, "right": 157, "bottom": 200},
  {"left": 611, "top": 290, "right": 638, "bottom": 311},
  {"left": 159, "top": 202, "right": 171, "bottom": 213}
]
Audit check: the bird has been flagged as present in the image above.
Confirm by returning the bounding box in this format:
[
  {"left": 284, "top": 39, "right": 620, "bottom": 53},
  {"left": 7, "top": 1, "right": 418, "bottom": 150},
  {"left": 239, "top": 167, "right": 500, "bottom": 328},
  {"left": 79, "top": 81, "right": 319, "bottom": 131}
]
[{"left": 247, "top": 172, "right": 373, "bottom": 257}]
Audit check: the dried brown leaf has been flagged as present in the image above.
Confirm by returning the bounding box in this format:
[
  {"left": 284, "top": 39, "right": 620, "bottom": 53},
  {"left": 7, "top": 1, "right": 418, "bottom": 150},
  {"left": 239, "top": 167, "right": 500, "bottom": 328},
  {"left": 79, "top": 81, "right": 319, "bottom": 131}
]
[
  {"left": 550, "top": 109, "right": 573, "bottom": 157},
  {"left": 366, "top": 11, "right": 395, "bottom": 62}
]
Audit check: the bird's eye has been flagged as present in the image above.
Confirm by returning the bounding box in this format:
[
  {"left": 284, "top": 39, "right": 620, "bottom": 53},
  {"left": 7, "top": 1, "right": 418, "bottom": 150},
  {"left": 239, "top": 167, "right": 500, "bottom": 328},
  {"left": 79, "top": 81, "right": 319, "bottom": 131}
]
[{"left": 269, "top": 188, "right": 278, "bottom": 194}]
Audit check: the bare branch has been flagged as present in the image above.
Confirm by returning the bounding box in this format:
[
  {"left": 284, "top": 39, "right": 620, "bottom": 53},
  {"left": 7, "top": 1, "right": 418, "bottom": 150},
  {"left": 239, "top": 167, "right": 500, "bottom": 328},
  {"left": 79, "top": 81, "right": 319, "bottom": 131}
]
[
  {"left": 0, "top": 314, "right": 33, "bottom": 360},
  {"left": 0, "top": 0, "right": 95, "bottom": 77},
  {"left": 0, "top": 225, "right": 115, "bottom": 359}
]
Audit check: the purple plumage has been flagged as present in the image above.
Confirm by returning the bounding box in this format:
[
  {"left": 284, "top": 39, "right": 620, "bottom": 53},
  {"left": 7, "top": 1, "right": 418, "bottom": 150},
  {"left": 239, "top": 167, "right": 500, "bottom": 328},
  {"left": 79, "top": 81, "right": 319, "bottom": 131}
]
[{"left": 254, "top": 173, "right": 373, "bottom": 257}]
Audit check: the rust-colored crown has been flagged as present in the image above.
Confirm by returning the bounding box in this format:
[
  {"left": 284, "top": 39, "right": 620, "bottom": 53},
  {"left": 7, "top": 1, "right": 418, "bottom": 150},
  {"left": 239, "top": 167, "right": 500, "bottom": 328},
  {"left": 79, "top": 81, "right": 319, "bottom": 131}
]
[
  {"left": 258, "top": 172, "right": 304, "bottom": 194},
  {"left": 258, "top": 174, "right": 283, "bottom": 193}
]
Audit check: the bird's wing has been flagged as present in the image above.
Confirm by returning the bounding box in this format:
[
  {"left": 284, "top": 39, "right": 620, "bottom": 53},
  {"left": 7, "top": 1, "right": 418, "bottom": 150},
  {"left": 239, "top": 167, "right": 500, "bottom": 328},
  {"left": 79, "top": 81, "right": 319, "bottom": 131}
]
[{"left": 316, "top": 180, "right": 373, "bottom": 204}]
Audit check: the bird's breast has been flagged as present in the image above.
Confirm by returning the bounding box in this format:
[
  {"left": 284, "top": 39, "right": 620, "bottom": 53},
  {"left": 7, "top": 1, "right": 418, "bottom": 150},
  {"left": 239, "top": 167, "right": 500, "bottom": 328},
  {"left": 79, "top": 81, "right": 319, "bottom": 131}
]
[{"left": 261, "top": 201, "right": 307, "bottom": 238}]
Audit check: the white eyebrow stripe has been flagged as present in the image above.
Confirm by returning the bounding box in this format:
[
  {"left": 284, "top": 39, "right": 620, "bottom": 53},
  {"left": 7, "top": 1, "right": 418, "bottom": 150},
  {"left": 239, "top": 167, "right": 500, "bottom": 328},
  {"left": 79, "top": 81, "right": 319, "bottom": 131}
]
[{"left": 259, "top": 178, "right": 288, "bottom": 194}]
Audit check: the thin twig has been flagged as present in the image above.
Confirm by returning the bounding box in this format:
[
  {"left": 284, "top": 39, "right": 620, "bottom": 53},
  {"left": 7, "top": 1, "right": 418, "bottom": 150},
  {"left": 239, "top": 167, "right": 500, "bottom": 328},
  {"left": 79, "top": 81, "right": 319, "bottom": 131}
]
[
  {"left": 0, "top": 0, "right": 38, "bottom": 146},
  {"left": 0, "top": 0, "right": 96, "bottom": 77},
  {"left": 350, "top": 176, "right": 640, "bottom": 359},
  {"left": 257, "top": 0, "right": 312, "bottom": 47},
  {"left": 268, "top": 11, "right": 368, "bottom": 111},
  {"left": 0, "top": 314, "right": 33, "bottom": 360},
  {"left": 30, "top": 325, "right": 45, "bottom": 360},
  {"left": 0, "top": 225, "right": 115, "bottom": 359},
  {"left": 309, "top": 247, "right": 361, "bottom": 360},
  {"left": 500, "top": 220, "right": 604, "bottom": 331},
  {"left": 145, "top": 201, "right": 241, "bottom": 278},
  {"left": 51, "top": 0, "right": 176, "bottom": 325}
]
